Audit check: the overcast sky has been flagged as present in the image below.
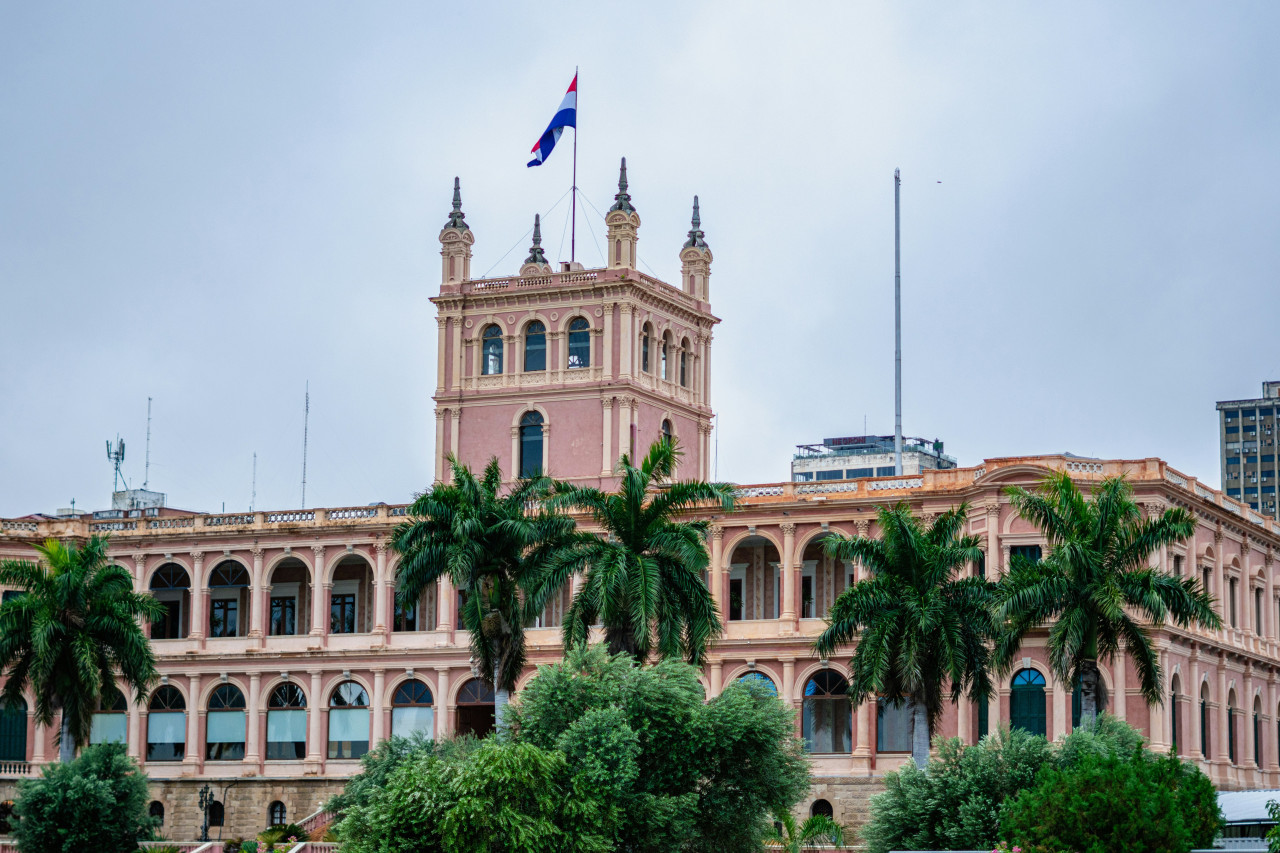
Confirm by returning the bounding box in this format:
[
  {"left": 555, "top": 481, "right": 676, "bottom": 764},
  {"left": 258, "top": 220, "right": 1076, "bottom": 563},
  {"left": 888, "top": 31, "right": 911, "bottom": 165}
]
[{"left": 2, "top": 2, "right": 1278, "bottom": 517}]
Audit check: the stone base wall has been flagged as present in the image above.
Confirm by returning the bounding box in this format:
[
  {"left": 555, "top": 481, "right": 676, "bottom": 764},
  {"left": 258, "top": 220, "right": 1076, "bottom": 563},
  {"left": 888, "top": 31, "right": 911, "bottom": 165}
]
[
  {"left": 149, "top": 778, "right": 344, "bottom": 843},
  {"left": 799, "top": 775, "right": 887, "bottom": 838}
]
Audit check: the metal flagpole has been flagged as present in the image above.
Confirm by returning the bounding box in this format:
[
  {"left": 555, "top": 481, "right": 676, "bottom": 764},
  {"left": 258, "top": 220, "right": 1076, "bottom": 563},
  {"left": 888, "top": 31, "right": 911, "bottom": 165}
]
[
  {"left": 894, "top": 168, "right": 903, "bottom": 477},
  {"left": 570, "top": 66, "right": 578, "bottom": 264}
]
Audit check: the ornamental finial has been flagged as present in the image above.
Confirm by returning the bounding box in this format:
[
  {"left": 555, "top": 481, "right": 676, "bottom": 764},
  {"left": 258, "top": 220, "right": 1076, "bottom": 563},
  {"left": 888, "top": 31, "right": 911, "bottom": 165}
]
[
  {"left": 524, "top": 214, "right": 547, "bottom": 265},
  {"left": 683, "top": 195, "right": 707, "bottom": 249},
  {"left": 609, "top": 157, "right": 634, "bottom": 213},
  {"left": 444, "top": 177, "right": 469, "bottom": 231}
]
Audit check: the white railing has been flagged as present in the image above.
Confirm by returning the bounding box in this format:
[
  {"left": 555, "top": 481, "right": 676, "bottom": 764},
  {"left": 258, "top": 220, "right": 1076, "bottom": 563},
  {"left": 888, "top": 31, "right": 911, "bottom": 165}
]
[
  {"left": 329, "top": 507, "right": 378, "bottom": 520},
  {"left": 148, "top": 517, "right": 195, "bottom": 529},
  {"left": 203, "top": 513, "right": 254, "bottom": 527},
  {"left": 1165, "top": 469, "right": 1188, "bottom": 487},
  {"left": 0, "top": 521, "right": 37, "bottom": 532},
  {"left": 389, "top": 506, "right": 409, "bottom": 516},
  {"left": 0, "top": 760, "right": 31, "bottom": 776},
  {"left": 868, "top": 478, "right": 924, "bottom": 491},
  {"left": 91, "top": 521, "right": 136, "bottom": 532},
  {"left": 735, "top": 486, "right": 786, "bottom": 498},
  {"left": 1065, "top": 461, "right": 1105, "bottom": 474},
  {"left": 796, "top": 482, "right": 859, "bottom": 495}
]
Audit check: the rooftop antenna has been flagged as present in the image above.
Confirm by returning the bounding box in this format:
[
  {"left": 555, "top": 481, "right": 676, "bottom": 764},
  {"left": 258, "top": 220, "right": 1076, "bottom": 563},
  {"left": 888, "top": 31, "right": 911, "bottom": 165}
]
[
  {"left": 301, "top": 382, "right": 310, "bottom": 509},
  {"left": 250, "top": 452, "right": 257, "bottom": 512},
  {"left": 143, "top": 397, "right": 153, "bottom": 490},
  {"left": 106, "top": 436, "right": 126, "bottom": 493},
  {"left": 893, "top": 168, "right": 903, "bottom": 477}
]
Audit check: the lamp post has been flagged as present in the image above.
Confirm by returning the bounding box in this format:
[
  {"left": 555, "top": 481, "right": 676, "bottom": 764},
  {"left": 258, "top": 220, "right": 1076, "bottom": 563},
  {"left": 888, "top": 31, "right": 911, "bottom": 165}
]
[{"left": 197, "top": 784, "right": 213, "bottom": 843}]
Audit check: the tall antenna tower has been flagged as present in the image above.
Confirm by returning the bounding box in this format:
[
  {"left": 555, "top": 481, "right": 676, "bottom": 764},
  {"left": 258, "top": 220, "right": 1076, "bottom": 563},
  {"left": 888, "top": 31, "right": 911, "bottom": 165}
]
[
  {"left": 143, "top": 397, "right": 153, "bottom": 489},
  {"left": 106, "top": 436, "right": 126, "bottom": 492},
  {"left": 301, "top": 382, "right": 310, "bottom": 509},
  {"left": 893, "top": 168, "right": 903, "bottom": 477},
  {"left": 250, "top": 452, "right": 257, "bottom": 512}
]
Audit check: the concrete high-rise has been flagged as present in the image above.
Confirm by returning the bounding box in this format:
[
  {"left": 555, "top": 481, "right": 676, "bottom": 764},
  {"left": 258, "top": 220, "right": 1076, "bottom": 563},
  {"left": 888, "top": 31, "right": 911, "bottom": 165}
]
[{"left": 1217, "top": 381, "right": 1280, "bottom": 520}]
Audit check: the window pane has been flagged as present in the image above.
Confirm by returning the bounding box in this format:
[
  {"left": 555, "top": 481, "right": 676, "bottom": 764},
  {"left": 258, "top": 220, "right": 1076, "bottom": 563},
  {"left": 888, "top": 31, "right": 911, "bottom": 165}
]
[
  {"left": 90, "top": 714, "right": 127, "bottom": 745},
  {"left": 267, "top": 709, "right": 307, "bottom": 742},
  {"left": 207, "top": 710, "right": 246, "bottom": 744},
  {"left": 328, "top": 708, "right": 370, "bottom": 759},
  {"left": 147, "top": 712, "right": 186, "bottom": 744},
  {"left": 392, "top": 707, "right": 434, "bottom": 739}
]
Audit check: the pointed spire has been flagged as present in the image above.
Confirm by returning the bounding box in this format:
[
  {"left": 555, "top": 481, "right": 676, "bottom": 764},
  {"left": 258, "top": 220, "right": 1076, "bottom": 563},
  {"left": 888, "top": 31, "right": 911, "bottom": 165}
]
[
  {"left": 608, "top": 157, "right": 635, "bottom": 213},
  {"left": 524, "top": 214, "right": 547, "bottom": 265},
  {"left": 444, "top": 176, "right": 469, "bottom": 231},
  {"left": 683, "top": 195, "right": 708, "bottom": 249}
]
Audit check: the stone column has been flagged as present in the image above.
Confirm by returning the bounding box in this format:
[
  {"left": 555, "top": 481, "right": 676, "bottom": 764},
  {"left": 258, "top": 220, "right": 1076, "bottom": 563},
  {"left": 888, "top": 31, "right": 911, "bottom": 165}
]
[
  {"left": 853, "top": 700, "right": 872, "bottom": 770},
  {"left": 619, "top": 304, "right": 634, "bottom": 378},
  {"left": 307, "top": 670, "right": 324, "bottom": 767},
  {"left": 957, "top": 695, "right": 971, "bottom": 745},
  {"left": 709, "top": 662, "right": 722, "bottom": 697},
  {"left": 452, "top": 317, "right": 463, "bottom": 391},
  {"left": 510, "top": 426, "right": 520, "bottom": 477},
  {"left": 782, "top": 658, "right": 795, "bottom": 702},
  {"left": 184, "top": 674, "right": 202, "bottom": 771},
  {"left": 709, "top": 526, "right": 725, "bottom": 619},
  {"left": 1215, "top": 529, "right": 1226, "bottom": 626},
  {"left": 617, "top": 398, "right": 631, "bottom": 462},
  {"left": 439, "top": 575, "right": 457, "bottom": 639},
  {"left": 31, "top": 720, "right": 46, "bottom": 766},
  {"left": 190, "top": 551, "right": 207, "bottom": 642},
  {"left": 436, "top": 667, "right": 452, "bottom": 738},
  {"left": 1218, "top": 657, "right": 1230, "bottom": 768},
  {"left": 1269, "top": 669, "right": 1280, "bottom": 773},
  {"left": 1149, "top": 646, "right": 1168, "bottom": 751},
  {"left": 310, "top": 546, "right": 327, "bottom": 641},
  {"left": 450, "top": 409, "right": 460, "bottom": 461},
  {"left": 1190, "top": 647, "right": 1204, "bottom": 761},
  {"left": 1113, "top": 648, "right": 1128, "bottom": 721},
  {"left": 434, "top": 410, "right": 446, "bottom": 484},
  {"left": 250, "top": 548, "right": 267, "bottom": 641},
  {"left": 132, "top": 552, "right": 147, "bottom": 593},
  {"left": 1051, "top": 677, "right": 1067, "bottom": 741},
  {"left": 1245, "top": 663, "right": 1257, "bottom": 770},
  {"left": 374, "top": 544, "right": 389, "bottom": 638},
  {"left": 1265, "top": 550, "right": 1276, "bottom": 644},
  {"left": 371, "top": 669, "right": 386, "bottom": 746},
  {"left": 503, "top": 335, "right": 516, "bottom": 388},
  {"left": 601, "top": 304, "right": 613, "bottom": 378},
  {"left": 600, "top": 398, "right": 613, "bottom": 475},
  {"left": 780, "top": 524, "right": 797, "bottom": 628},
  {"left": 126, "top": 697, "right": 142, "bottom": 762},
  {"left": 246, "top": 672, "right": 262, "bottom": 770},
  {"left": 435, "top": 315, "right": 447, "bottom": 392},
  {"left": 986, "top": 505, "right": 1000, "bottom": 578}
]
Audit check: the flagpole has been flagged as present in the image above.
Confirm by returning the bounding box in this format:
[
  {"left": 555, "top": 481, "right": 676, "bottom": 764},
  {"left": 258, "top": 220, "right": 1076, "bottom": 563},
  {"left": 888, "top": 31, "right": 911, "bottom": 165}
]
[{"left": 571, "top": 66, "right": 578, "bottom": 264}]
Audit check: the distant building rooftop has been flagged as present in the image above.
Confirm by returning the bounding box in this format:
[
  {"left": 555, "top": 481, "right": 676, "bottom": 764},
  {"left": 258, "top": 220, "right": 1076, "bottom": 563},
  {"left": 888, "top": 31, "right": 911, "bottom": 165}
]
[{"left": 794, "top": 435, "right": 957, "bottom": 466}]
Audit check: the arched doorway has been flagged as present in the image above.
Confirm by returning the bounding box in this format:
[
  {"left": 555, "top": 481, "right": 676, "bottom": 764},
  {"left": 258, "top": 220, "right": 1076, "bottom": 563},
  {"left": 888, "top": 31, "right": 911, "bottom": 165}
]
[
  {"left": 1009, "top": 669, "right": 1046, "bottom": 736},
  {"left": 456, "top": 678, "right": 495, "bottom": 738},
  {"left": 726, "top": 536, "right": 780, "bottom": 621},
  {"left": 802, "top": 670, "right": 851, "bottom": 754}
]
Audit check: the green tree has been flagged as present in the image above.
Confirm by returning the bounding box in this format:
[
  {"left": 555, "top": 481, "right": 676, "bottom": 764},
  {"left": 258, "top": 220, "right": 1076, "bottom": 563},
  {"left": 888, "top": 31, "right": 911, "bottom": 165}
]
[
  {"left": 995, "top": 472, "right": 1221, "bottom": 726},
  {"left": 390, "top": 456, "right": 577, "bottom": 731},
  {"left": 511, "top": 645, "right": 811, "bottom": 853},
  {"left": 0, "top": 537, "right": 163, "bottom": 761},
  {"left": 1000, "top": 746, "right": 1221, "bottom": 853},
  {"left": 762, "top": 811, "right": 844, "bottom": 852},
  {"left": 11, "top": 742, "right": 157, "bottom": 853},
  {"left": 532, "top": 439, "right": 736, "bottom": 664},
  {"left": 814, "top": 502, "right": 994, "bottom": 769}
]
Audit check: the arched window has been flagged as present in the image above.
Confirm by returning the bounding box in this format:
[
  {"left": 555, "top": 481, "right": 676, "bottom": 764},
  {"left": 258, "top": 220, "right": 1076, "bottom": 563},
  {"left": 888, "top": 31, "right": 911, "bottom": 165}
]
[
  {"left": 208, "top": 800, "right": 224, "bottom": 827},
  {"left": 149, "top": 564, "right": 190, "bottom": 639},
  {"left": 641, "top": 324, "right": 652, "bottom": 373},
  {"left": 456, "top": 678, "right": 495, "bottom": 739},
  {"left": 877, "top": 698, "right": 913, "bottom": 752},
  {"left": 481, "top": 325, "right": 503, "bottom": 375},
  {"left": 268, "top": 801, "right": 286, "bottom": 826},
  {"left": 266, "top": 683, "right": 307, "bottom": 760},
  {"left": 736, "top": 672, "right": 778, "bottom": 696},
  {"left": 0, "top": 698, "right": 26, "bottom": 762},
  {"left": 661, "top": 333, "right": 671, "bottom": 380},
  {"left": 1201, "top": 684, "right": 1211, "bottom": 759},
  {"left": 1228, "top": 691, "right": 1238, "bottom": 764},
  {"left": 149, "top": 801, "right": 165, "bottom": 823},
  {"left": 567, "top": 318, "right": 591, "bottom": 369},
  {"left": 1170, "top": 676, "right": 1181, "bottom": 756},
  {"left": 523, "top": 321, "right": 546, "bottom": 372},
  {"left": 810, "top": 799, "right": 834, "bottom": 819},
  {"left": 1010, "top": 669, "right": 1047, "bottom": 736},
  {"left": 206, "top": 684, "right": 246, "bottom": 760},
  {"left": 1254, "top": 697, "right": 1263, "bottom": 767},
  {"left": 802, "top": 670, "right": 851, "bottom": 754},
  {"left": 519, "top": 411, "right": 544, "bottom": 478},
  {"left": 661, "top": 419, "right": 673, "bottom": 444},
  {"left": 614, "top": 239, "right": 621, "bottom": 265},
  {"left": 679, "top": 339, "right": 690, "bottom": 387},
  {"left": 146, "top": 686, "right": 186, "bottom": 762},
  {"left": 329, "top": 681, "right": 370, "bottom": 759},
  {"left": 90, "top": 688, "right": 127, "bottom": 745},
  {"left": 208, "top": 562, "right": 250, "bottom": 639},
  {"left": 392, "top": 680, "right": 435, "bottom": 739}
]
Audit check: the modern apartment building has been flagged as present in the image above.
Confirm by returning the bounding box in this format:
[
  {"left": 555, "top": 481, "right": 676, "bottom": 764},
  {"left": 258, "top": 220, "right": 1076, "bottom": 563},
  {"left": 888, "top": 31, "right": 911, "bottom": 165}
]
[
  {"left": 2, "top": 169, "right": 1279, "bottom": 840},
  {"left": 791, "top": 435, "right": 957, "bottom": 482},
  {"left": 1218, "top": 381, "right": 1280, "bottom": 520}
]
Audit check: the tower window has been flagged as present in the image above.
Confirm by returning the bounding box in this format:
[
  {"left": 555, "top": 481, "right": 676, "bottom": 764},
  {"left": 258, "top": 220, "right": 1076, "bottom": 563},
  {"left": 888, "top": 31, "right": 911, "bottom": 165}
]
[
  {"left": 523, "top": 321, "right": 546, "bottom": 372},
  {"left": 567, "top": 318, "right": 591, "bottom": 369},
  {"left": 661, "top": 419, "right": 673, "bottom": 443},
  {"left": 481, "top": 325, "right": 503, "bottom": 375},
  {"left": 519, "top": 411, "right": 544, "bottom": 478},
  {"left": 615, "top": 239, "right": 621, "bottom": 265},
  {"left": 641, "top": 324, "right": 652, "bottom": 373},
  {"left": 679, "top": 338, "right": 690, "bottom": 387},
  {"left": 661, "top": 334, "right": 671, "bottom": 381}
]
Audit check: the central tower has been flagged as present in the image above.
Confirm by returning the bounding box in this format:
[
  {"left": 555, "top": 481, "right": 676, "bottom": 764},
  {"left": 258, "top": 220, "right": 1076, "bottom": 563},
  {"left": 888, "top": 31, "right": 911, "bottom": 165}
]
[{"left": 431, "top": 159, "right": 718, "bottom": 487}]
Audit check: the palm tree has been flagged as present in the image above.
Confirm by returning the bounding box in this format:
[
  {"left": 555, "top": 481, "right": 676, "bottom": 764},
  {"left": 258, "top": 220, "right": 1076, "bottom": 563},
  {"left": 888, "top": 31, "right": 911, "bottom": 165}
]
[
  {"left": 762, "top": 810, "right": 844, "bottom": 852},
  {"left": 530, "top": 438, "right": 736, "bottom": 665},
  {"left": 995, "top": 471, "right": 1221, "bottom": 727},
  {"left": 814, "top": 502, "right": 994, "bottom": 770},
  {"left": 0, "top": 536, "right": 163, "bottom": 761},
  {"left": 390, "top": 456, "right": 576, "bottom": 732}
]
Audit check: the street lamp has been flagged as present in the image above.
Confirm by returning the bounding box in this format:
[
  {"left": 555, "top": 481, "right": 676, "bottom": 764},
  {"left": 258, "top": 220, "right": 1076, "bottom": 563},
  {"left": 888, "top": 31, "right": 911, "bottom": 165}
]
[{"left": 197, "top": 784, "right": 213, "bottom": 843}]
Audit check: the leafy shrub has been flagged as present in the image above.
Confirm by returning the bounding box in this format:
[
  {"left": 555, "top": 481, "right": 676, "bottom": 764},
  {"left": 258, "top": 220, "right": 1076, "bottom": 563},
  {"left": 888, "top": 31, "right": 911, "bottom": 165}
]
[
  {"left": 1001, "top": 747, "right": 1221, "bottom": 852},
  {"left": 861, "top": 725, "right": 1054, "bottom": 853},
  {"left": 11, "top": 743, "right": 156, "bottom": 853},
  {"left": 257, "top": 823, "right": 308, "bottom": 844},
  {"left": 324, "top": 731, "right": 440, "bottom": 818}
]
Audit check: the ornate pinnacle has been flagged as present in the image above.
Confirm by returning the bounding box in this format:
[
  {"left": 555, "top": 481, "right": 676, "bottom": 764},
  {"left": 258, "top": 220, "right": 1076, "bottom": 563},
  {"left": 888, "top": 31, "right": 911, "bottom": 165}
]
[
  {"left": 524, "top": 214, "right": 547, "bottom": 265},
  {"left": 608, "top": 157, "right": 635, "bottom": 213},
  {"left": 683, "top": 195, "right": 707, "bottom": 249},
  {"left": 444, "top": 176, "right": 469, "bottom": 231}
]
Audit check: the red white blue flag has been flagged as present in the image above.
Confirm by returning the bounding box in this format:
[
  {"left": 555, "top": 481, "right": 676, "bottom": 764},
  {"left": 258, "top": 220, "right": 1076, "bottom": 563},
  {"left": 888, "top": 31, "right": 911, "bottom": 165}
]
[{"left": 527, "top": 73, "right": 577, "bottom": 167}]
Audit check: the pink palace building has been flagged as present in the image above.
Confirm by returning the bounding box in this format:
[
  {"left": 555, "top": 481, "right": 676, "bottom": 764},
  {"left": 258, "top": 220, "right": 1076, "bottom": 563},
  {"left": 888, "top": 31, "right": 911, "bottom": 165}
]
[{"left": 2, "top": 163, "right": 1279, "bottom": 839}]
